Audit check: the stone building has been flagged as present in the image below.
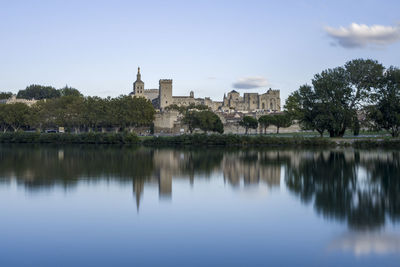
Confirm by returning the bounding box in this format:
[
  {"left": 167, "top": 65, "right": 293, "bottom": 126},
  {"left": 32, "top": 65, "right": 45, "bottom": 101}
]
[
  {"left": 222, "top": 89, "right": 280, "bottom": 112},
  {"left": 130, "top": 67, "right": 280, "bottom": 113}
]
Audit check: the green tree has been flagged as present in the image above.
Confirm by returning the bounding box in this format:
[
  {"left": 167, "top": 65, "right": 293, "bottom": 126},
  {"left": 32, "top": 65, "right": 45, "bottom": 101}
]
[
  {"left": 110, "top": 96, "right": 155, "bottom": 131},
  {"left": 0, "top": 92, "right": 13, "bottom": 100},
  {"left": 196, "top": 110, "right": 224, "bottom": 134},
  {"left": 0, "top": 103, "right": 31, "bottom": 132},
  {"left": 269, "top": 113, "right": 292, "bottom": 134},
  {"left": 182, "top": 111, "right": 198, "bottom": 133},
  {"left": 368, "top": 67, "right": 400, "bottom": 137},
  {"left": 258, "top": 115, "right": 273, "bottom": 134},
  {"left": 284, "top": 91, "right": 303, "bottom": 120},
  {"left": 182, "top": 110, "right": 223, "bottom": 134},
  {"left": 239, "top": 116, "right": 258, "bottom": 134},
  {"left": 59, "top": 86, "right": 82, "bottom": 97},
  {"left": 17, "top": 84, "right": 60, "bottom": 100},
  {"left": 288, "top": 59, "right": 384, "bottom": 137}
]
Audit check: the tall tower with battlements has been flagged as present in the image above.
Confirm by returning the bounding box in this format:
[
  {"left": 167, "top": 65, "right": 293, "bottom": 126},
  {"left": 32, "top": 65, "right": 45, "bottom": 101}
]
[{"left": 159, "top": 79, "right": 173, "bottom": 110}]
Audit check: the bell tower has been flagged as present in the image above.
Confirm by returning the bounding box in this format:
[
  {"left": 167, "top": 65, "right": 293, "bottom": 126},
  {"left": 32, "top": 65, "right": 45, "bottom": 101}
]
[{"left": 133, "top": 67, "right": 144, "bottom": 96}]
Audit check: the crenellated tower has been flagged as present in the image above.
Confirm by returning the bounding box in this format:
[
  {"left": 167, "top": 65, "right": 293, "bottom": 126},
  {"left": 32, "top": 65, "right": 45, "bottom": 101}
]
[{"left": 159, "top": 79, "right": 173, "bottom": 110}]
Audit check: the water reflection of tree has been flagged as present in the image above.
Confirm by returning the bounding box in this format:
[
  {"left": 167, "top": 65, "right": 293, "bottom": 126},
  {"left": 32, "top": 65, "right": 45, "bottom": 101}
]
[
  {"left": 285, "top": 150, "right": 400, "bottom": 230},
  {"left": 0, "top": 145, "right": 154, "bottom": 189}
]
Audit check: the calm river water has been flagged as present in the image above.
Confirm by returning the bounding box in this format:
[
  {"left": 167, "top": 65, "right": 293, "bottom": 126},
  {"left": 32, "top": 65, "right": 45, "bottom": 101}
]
[{"left": 0, "top": 145, "right": 399, "bottom": 266}]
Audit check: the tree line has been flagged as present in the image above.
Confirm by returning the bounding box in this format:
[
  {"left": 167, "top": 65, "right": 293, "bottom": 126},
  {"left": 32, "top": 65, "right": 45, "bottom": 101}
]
[
  {"left": 285, "top": 59, "right": 400, "bottom": 137},
  {"left": 16, "top": 84, "right": 82, "bottom": 99},
  {"left": 238, "top": 113, "right": 292, "bottom": 134},
  {"left": 0, "top": 95, "right": 155, "bottom": 133}
]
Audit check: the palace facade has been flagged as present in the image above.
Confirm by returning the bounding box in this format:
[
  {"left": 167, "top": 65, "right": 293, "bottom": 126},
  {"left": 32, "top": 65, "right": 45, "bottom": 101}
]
[{"left": 130, "top": 67, "right": 281, "bottom": 112}]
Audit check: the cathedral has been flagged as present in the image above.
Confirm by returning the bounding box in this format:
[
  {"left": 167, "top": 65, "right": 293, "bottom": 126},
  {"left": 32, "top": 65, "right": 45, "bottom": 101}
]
[{"left": 130, "top": 68, "right": 281, "bottom": 112}]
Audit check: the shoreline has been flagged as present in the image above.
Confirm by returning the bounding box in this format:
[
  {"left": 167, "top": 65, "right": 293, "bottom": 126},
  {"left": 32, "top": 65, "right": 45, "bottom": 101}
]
[{"left": 0, "top": 132, "right": 399, "bottom": 148}]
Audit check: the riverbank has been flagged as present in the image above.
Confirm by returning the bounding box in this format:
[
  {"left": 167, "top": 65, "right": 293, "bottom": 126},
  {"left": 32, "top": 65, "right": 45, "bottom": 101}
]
[
  {"left": 0, "top": 132, "right": 139, "bottom": 144},
  {"left": 1, "top": 132, "right": 399, "bottom": 147}
]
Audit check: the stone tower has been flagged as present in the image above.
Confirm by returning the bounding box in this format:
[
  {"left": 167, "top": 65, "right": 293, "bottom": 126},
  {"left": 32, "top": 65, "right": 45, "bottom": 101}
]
[
  {"left": 159, "top": 79, "right": 173, "bottom": 110},
  {"left": 133, "top": 67, "right": 144, "bottom": 96}
]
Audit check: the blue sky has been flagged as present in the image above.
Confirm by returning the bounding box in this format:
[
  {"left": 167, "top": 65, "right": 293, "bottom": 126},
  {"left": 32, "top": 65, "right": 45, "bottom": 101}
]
[{"left": 1, "top": 0, "right": 399, "bottom": 103}]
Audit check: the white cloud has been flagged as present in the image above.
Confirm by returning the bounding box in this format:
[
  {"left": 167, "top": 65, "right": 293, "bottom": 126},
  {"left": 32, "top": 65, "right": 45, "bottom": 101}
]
[
  {"left": 232, "top": 76, "right": 269, "bottom": 89},
  {"left": 325, "top": 23, "right": 400, "bottom": 48}
]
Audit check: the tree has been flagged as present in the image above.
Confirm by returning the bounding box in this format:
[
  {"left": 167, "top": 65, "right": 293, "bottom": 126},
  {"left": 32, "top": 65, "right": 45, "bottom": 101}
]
[
  {"left": 182, "top": 110, "right": 223, "bottom": 134},
  {"left": 0, "top": 92, "right": 13, "bottom": 100},
  {"left": 0, "top": 103, "right": 30, "bottom": 132},
  {"left": 287, "top": 59, "right": 385, "bottom": 137},
  {"left": 368, "top": 67, "right": 400, "bottom": 137},
  {"left": 110, "top": 96, "right": 155, "bottom": 131},
  {"left": 182, "top": 111, "right": 198, "bottom": 133},
  {"left": 196, "top": 110, "right": 224, "bottom": 134},
  {"left": 269, "top": 113, "right": 292, "bottom": 134},
  {"left": 239, "top": 116, "right": 258, "bottom": 134},
  {"left": 17, "top": 84, "right": 60, "bottom": 100},
  {"left": 258, "top": 115, "right": 273, "bottom": 134},
  {"left": 83, "top": 97, "right": 109, "bottom": 131},
  {"left": 59, "top": 86, "right": 82, "bottom": 97},
  {"left": 284, "top": 91, "right": 303, "bottom": 121}
]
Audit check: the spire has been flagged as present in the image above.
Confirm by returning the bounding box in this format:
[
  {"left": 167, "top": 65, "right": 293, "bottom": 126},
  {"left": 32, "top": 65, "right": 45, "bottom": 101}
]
[{"left": 136, "top": 67, "right": 141, "bottom": 81}]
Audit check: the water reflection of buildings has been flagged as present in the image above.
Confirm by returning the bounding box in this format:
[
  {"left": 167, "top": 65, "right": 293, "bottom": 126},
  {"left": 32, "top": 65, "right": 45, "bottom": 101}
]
[
  {"left": 2, "top": 145, "right": 400, "bottom": 229},
  {"left": 133, "top": 150, "right": 283, "bottom": 210},
  {"left": 222, "top": 152, "right": 281, "bottom": 187}
]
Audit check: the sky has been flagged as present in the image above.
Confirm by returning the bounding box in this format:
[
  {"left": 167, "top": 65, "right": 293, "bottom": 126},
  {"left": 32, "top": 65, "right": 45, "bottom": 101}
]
[{"left": 0, "top": 0, "right": 399, "bottom": 103}]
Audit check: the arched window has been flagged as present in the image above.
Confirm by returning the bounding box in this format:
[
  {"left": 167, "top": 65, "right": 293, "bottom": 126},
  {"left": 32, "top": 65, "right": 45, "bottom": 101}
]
[{"left": 262, "top": 103, "right": 265, "bottom": 109}]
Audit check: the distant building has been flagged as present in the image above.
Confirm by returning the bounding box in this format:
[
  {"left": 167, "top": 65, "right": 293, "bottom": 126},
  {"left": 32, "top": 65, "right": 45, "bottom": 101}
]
[
  {"left": 0, "top": 95, "right": 38, "bottom": 106},
  {"left": 222, "top": 89, "right": 280, "bottom": 112},
  {"left": 130, "top": 67, "right": 280, "bottom": 112}
]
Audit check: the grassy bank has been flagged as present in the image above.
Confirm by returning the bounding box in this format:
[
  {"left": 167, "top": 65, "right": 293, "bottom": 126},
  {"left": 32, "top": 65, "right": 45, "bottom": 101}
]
[
  {"left": 1, "top": 132, "right": 399, "bottom": 147},
  {"left": 142, "top": 134, "right": 336, "bottom": 147},
  {"left": 353, "top": 139, "right": 400, "bottom": 148},
  {"left": 0, "top": 132, "right": 139, "bottom": 144}
]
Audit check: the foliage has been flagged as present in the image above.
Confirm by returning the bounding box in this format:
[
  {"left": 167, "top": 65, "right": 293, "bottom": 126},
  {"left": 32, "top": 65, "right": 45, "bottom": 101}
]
[
  {"left": 0, "top": 92, "right": 13, "bottom": 100},
  {"left": 0, "top": 132, "right": 139, "bottom": 144},
  {"left": 182, "top": 110, "right": 223, "bottom": 133},
  {"left": 0, "top": 95, "right": 155, "bottom": 133},
  {"left": 59, "top": 86, "right": 83, "bottom": 97},
  {"left": 285, "top": 59, "right": 385, "bottom": 137},
  {"left": 17, "top": 84, "right": 61, "bottom": 100},
  {"left": 258, "top": 115, "right": 273, "bottom": 134},
  {"left": 367, "top": 67, "right": 400, "bottom": 137},
  {"left": 284, "top": 92, "right": 303, "bottom": 120},
  {"left": 166, "top": 103, "right": 210, "bottom": 114},
  {"left": 268, "top": 113, "right": 293, "bottom": 134},
  {"left": 239, "top": 116, "right": 258, "bottom": 134},
  {"left": 143, "top": 134, "right": 335, "bottom": 147},
  {"left": 0, "top": 103, "right": 31, "bottom": 132},
  {"left": 16, "top": 84, "right": 82, "bottom": 100}
]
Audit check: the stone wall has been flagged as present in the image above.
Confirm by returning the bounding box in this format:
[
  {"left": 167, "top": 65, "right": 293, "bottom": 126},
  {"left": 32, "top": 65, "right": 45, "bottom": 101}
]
[{"left": 154, "top": 110, "right": 181, "bottom": 133}]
